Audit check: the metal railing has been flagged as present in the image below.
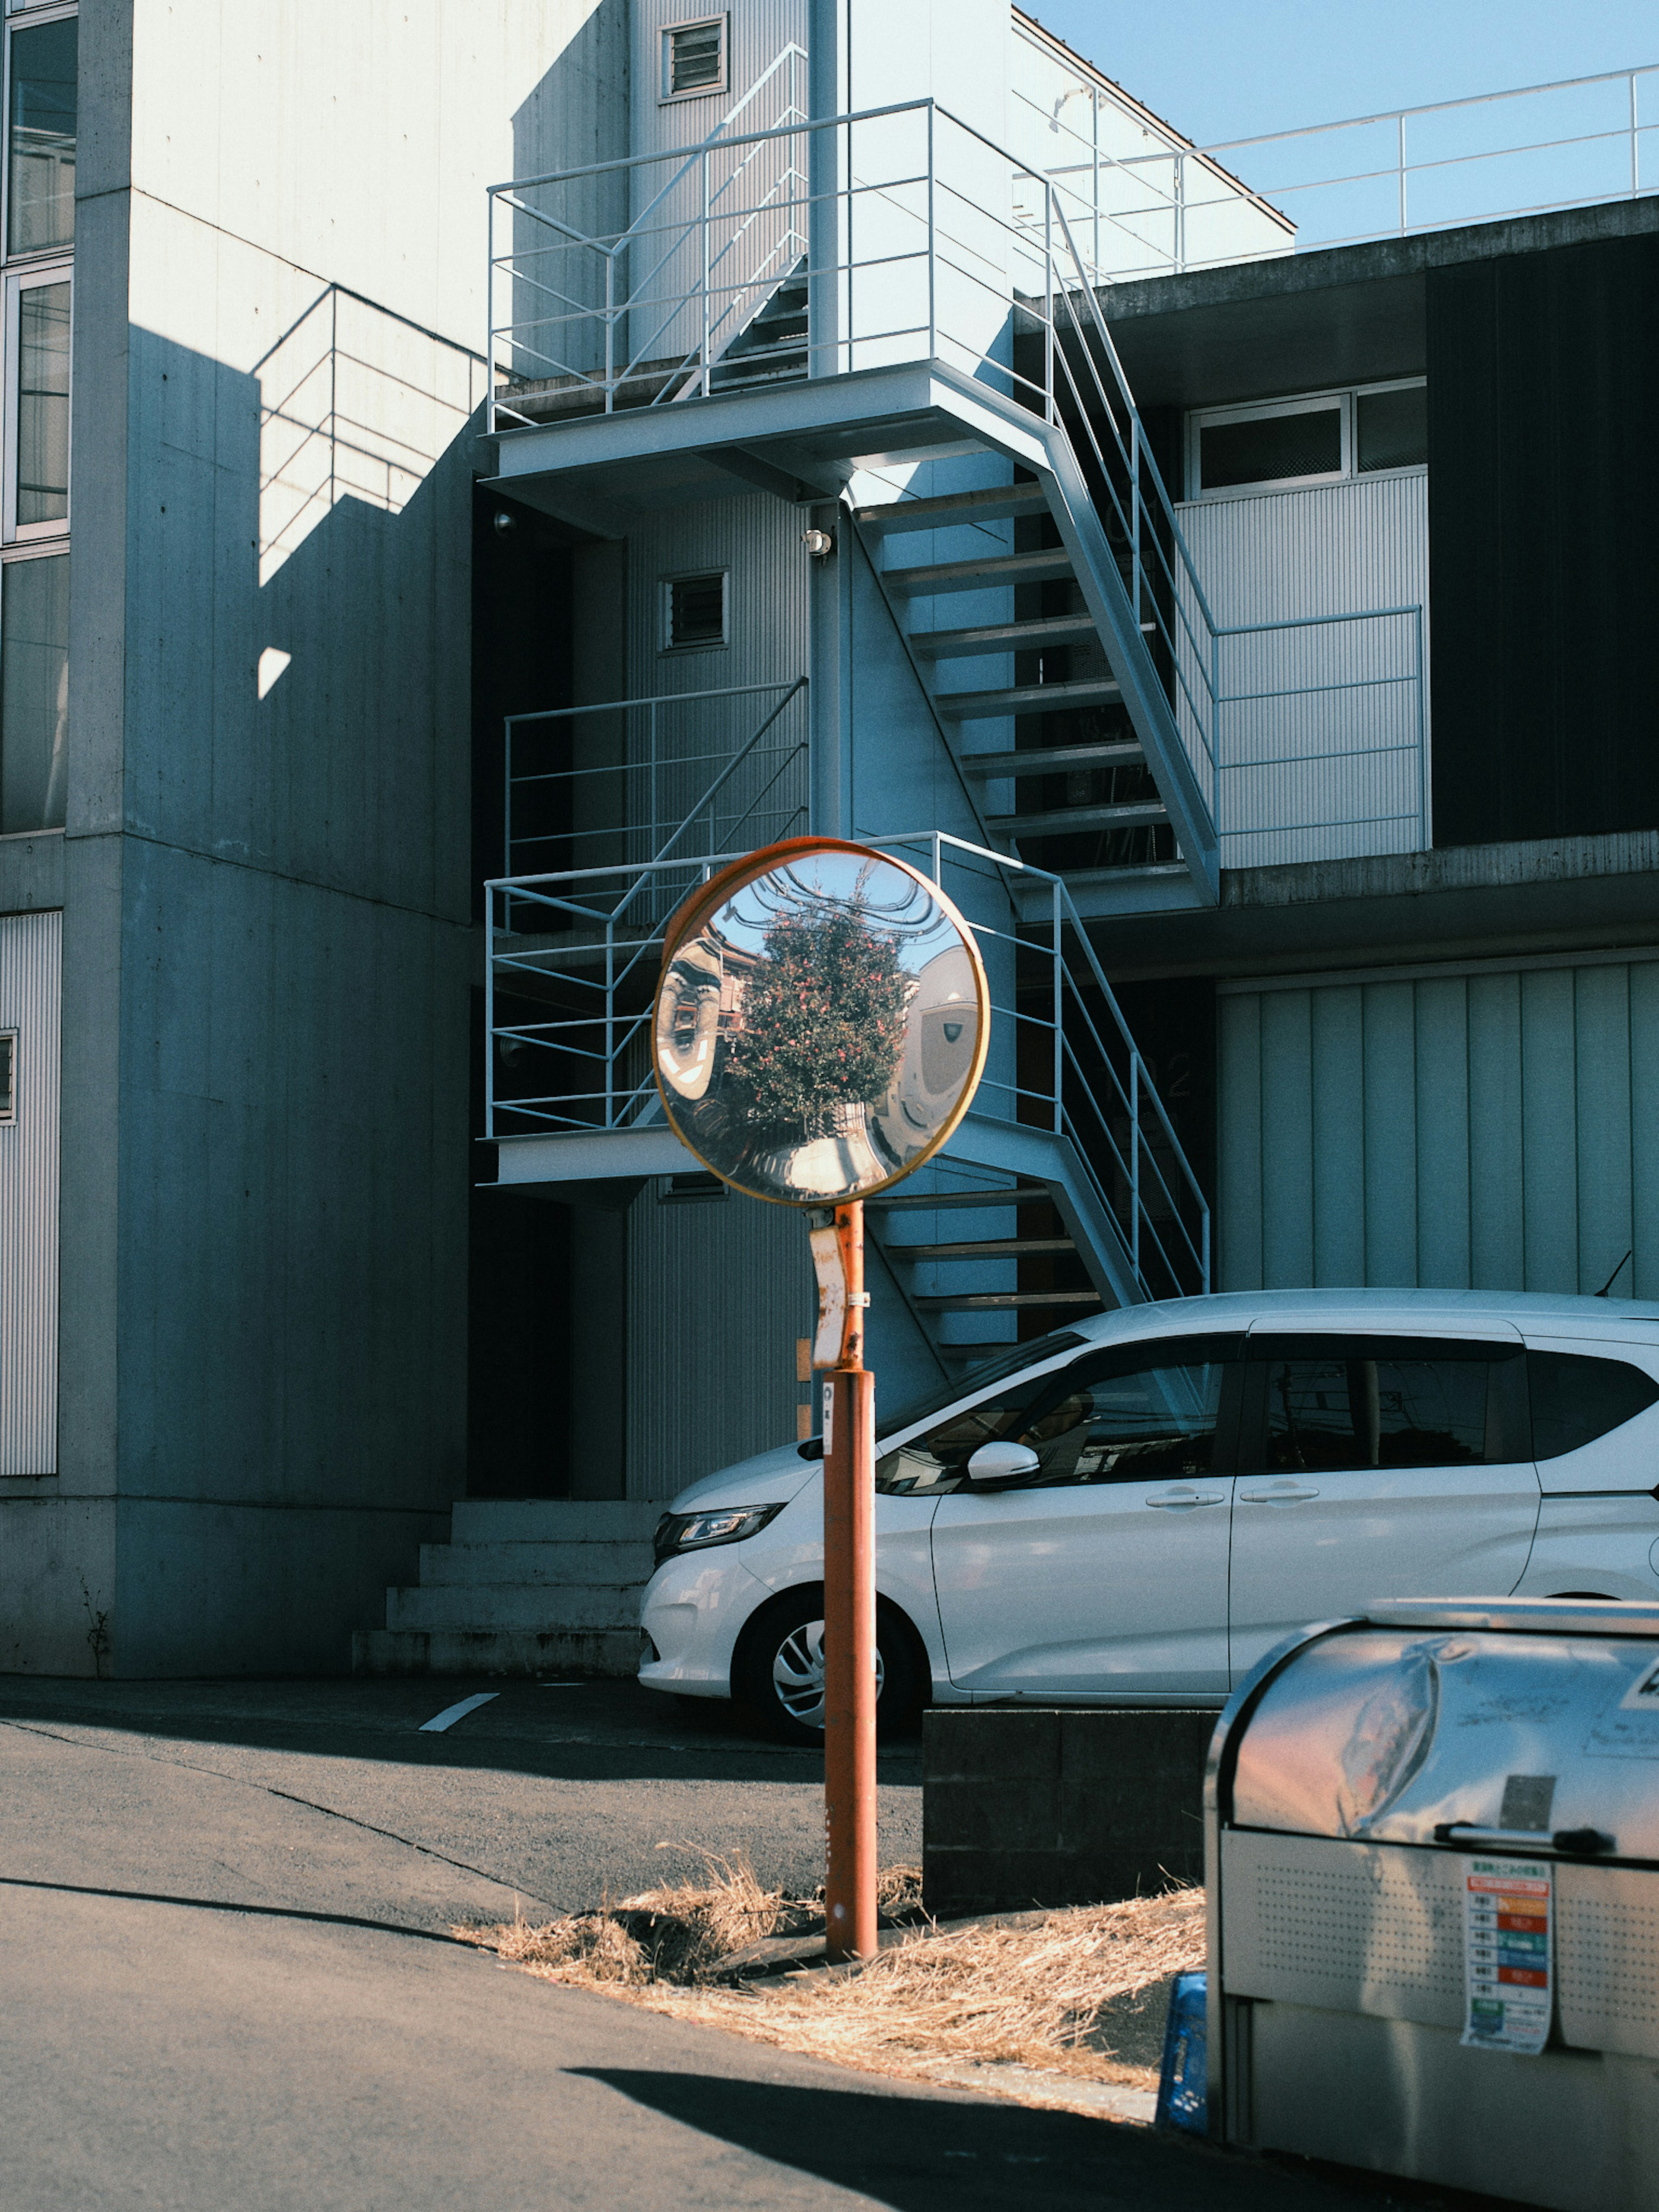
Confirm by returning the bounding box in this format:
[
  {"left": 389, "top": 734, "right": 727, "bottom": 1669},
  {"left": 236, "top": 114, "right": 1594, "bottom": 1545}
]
[
  {"left": 488, "top": 99, "right": 1231, "bottom": 826},
  {"left": 1032, "top": 62, "right": 1656, "bottom": 271},
  {"left": 501, "top": 678, "right": 807, "bottom": 884},
  {"left": 486, "top": 831, "right": 1209, "bottom": 1303},
  {"left": 489, "top": 44, "right": 807, "bottom": 423}
]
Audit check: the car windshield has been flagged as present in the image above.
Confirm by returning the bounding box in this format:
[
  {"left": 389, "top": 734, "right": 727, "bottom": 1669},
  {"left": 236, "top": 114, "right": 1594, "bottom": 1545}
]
[{"left": 875, "top": 1330, "right": 1088, "bottom": 1444}]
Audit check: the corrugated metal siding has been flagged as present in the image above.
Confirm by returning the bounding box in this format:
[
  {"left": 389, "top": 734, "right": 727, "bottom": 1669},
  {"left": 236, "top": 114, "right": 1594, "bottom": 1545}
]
[
  {"left": 0, "top": 910, "right": 60, "bottom": 1475},
  {"left": 628, "top": 2, "right": 808, "bottom": 373},
  {"left": 1177, "top": 474, "right": 1429, "bottom": 869},
  {"left": 1428, "top": 233, "right": 1659, "bottom": 844},
  {"left": 624, "top": 492, "right": 810, "bottom": 849},
  {"left": 1219, "top": 950, "right": 1659, "bottom": 1299},
  {"left": 625, "top": 1183, "right": 814, "bottom": 1498}
]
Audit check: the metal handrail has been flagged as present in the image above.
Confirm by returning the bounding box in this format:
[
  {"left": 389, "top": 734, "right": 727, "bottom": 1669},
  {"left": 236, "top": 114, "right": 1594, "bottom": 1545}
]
[
  {"left": 1032, "top": 60, "right": 1656, "bottom": 267},
  {"left": 502, "top": 678, "right": 808, "bottom": 886},
  {"left": 486, "top": 830, "right": 1212, "bottom": 1300}
]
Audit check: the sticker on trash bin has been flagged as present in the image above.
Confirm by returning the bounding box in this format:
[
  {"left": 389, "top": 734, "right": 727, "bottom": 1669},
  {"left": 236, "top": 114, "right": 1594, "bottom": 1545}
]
[{"left": 1462, "top": 1857, "right": 1552, "bottom": 2055}]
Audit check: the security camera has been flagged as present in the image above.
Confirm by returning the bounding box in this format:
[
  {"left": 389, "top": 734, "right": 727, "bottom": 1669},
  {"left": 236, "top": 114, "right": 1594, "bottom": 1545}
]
[
  {"left": 801, "top": 528, "right": 835, "bottom": 559},
  {"left": 493, "top": 510, "right": 517, "bottom": 535}
]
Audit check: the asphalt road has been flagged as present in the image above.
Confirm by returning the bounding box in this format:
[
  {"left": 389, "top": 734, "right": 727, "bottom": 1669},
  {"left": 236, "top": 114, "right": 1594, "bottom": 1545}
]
[
  {"left": 0, "top": 1674, "right": 1510, "bottom": 2212},
  {"left": 0, "top": 1673, "right": 920, "bottom": 1927}
]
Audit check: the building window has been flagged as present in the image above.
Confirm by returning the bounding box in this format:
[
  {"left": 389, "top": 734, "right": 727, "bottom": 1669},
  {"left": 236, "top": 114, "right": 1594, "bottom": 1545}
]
[
  {"left": 1188, "top": 380, "right": 1427, "bottom": 499},
  {"left": 6, "top": 7, "right": 74, "bottom": 256},
  {"left": 662, "top": 570, "right": 728, "bottom": 652},
  {"left": 0, "top": 3, "right": 72, "bottom": 836},
  {"left": 662, "top": 16, "right": 726, "bottom": 102},
  {"left": 0, "top": 1030, "right": 13, "bottom": 1121},
  {"left": 0, "top": 547, "right": 67, "bottom": 830},
  {"left": 10, "top": 270, "right": 68, "bottom": 532}
]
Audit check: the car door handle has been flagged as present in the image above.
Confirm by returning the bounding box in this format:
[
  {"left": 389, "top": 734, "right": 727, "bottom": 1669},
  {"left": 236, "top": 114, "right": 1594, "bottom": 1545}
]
[
  {"left": 1239, "top": 1484, "right": 1320, "bottom": 1504},
  {"left": 1145, "top": 1487, "right": 1227, "bottom": 1509}
]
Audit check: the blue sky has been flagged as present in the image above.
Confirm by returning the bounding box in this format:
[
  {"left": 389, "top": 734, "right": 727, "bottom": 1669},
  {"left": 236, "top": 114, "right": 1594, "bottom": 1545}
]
[{"left": 1022, "top": 2, "right": 1656, "bottom": 144}]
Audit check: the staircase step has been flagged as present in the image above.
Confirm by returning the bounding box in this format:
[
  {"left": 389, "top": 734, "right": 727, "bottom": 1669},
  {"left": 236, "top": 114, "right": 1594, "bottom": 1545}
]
[
  {"left": 417, "top": 1539, "right": 650, "bottom": 1588},
  {"left": 910, "top": 613, "right": 1099, "bottom": 661},
  {"left": 386, "top": 1583, "right": 646, "bottom": 1634},
  {"left": 352, "top": 1627, "right": 642, "bottom": 1678},
  {"left": 449, "top": 1500, "right": 662, "bottom": 1545},
  {"left": 938, "top": 677, "right": 1123, "bottom": 722},
  {"left": 866, "top": 1185, "right": 1046, "bottom": 1212},
  {"left": 994, "top": 800, "right": 1169, "bottom": 836},
  {"left": 965, "top": 740, "right": 1144, "bottom": 778},
  {"left": 915, "top": 1289, "right": 1106, "bottom": 1311},
  {"left": 896, "top": 1237, "right": 1076, "bottom": 1261},
  {"left": 884, "top": 548, "right": 1074, "bottom": 597},
  {"left": 855, "top": 482, "right": 1049, "bottom": 533}
]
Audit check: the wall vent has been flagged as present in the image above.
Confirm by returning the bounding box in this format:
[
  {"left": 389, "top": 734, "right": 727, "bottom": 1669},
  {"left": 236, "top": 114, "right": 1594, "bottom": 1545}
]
[{"left": 663, "top": 17, "right": 726, "bottom": 100}]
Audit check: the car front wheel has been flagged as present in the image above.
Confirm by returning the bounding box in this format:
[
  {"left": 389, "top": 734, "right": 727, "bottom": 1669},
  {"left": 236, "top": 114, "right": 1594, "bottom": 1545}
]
[{"left": 733, "top": 1588, "right": 922, "bottom": 1746}]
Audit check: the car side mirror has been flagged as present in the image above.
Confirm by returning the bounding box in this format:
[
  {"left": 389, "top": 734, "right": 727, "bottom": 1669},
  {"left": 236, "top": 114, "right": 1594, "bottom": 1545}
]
[{"left": 965, "top": 1440, "right": 1040, "bottom": 1484}]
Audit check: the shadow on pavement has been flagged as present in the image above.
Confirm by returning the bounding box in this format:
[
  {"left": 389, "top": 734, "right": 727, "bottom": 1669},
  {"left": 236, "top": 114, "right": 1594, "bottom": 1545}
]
[
  {"left": 571, "top": 2069, "right": 1370, "bottom": 2212},
  {"left": 0, "top": 1675, "right": 923, "bottom": 1789}
]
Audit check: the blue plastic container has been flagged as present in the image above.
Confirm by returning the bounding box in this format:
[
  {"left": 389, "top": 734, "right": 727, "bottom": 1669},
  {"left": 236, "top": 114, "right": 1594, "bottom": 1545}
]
[{"left": 1155, "top": 1970, "right": 1208, "bottom": 2135}]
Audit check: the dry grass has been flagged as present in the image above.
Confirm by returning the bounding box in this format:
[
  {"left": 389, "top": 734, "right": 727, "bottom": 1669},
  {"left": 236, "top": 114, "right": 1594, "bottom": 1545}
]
[{"left": 459, "top": 1858, "right": 1202, "bottom": 2113}]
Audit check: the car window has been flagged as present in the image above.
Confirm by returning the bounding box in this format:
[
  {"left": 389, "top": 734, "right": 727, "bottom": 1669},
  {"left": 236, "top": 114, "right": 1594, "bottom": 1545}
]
[
  {"left": 1529, "top": 1350, "right": 1659, "bottom": 1460},
  {"left": 878, "top": 1335, "right": 1236, "bottom": 1494},
  {"left": 1259, "top": 1353, "right": 1491, "bottom": 1472},
  {"left": 874, "top": 1329, "right": 1087, "bottom": 1442}
]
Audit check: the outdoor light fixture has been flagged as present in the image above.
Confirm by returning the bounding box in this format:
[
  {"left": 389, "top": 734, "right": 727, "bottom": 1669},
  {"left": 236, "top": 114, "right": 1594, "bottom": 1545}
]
[
  {"left": 801, "top": 528, "right": 835, "bottom": 559},
  {"left": 493, "top": 510, "right": 516, "bottom": 534}
]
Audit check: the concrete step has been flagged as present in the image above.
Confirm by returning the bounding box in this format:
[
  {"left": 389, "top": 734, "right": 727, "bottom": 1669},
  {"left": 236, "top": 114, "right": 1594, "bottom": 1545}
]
[
  {"left": 417, "top": 1539, "right": 650, "bottom": 1588},
  {"left": 385, "top": 1582, "right": 646, "bottom": 1634},
  {"left": 352, "top": 1627, "right": 641, "bottom": 1678},
  {"left": 855, "top": 481, "right": 1049, "bottom": 534},
  {"left": 964, "top": 739, "right": 1144, "bottom": 778},
  {"left": 448, "top": 1499, "right": 662, "bottom": 1545},
  {"left": 937, "top": 677, "right": 1122, "bottom": 722}
]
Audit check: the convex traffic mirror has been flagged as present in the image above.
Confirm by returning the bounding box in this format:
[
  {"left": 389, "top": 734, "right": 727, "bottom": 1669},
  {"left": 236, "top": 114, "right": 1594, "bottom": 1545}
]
[{"left": 652, "top": 837, "right": 990, "bottom": 1206}]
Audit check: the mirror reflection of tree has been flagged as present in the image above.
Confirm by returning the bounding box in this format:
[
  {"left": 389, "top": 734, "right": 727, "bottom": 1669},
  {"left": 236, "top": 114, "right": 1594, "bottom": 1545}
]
[{"left": 722, "top": 901, "right": 912, "bottom": 1143}]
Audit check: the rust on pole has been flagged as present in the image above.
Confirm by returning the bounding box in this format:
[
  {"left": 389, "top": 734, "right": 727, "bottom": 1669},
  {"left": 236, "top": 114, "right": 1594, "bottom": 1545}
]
[
  {"left": 814, "top": 1199, "right": 877, "bottom": 1962},
  {"left": 650, "top": 836, "right": 990, "bottom": 1977}
]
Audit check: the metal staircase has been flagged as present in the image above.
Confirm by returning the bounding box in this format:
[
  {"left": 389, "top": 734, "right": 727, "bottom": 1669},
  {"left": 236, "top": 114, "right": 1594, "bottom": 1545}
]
[{"left": 860, "top": 479, "right": 1189, "bottom": 903}]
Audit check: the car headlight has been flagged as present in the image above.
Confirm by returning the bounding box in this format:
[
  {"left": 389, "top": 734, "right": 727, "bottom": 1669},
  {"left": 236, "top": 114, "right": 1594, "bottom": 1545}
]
[{"left": 653, "top": 1503, "right": 784, "bottom": 1567}]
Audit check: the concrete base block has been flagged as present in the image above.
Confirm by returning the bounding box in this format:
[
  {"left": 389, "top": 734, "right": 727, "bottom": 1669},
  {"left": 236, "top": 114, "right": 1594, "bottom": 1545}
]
[
  {"left": 383, "top": 1580, "right": 647, "bottom": 1633},
  {"left": 351, "top": 1626, "right": 642, "bottom": 1677},
  {"left": 922, "top": 1706, "right": 1218, "bottom": 1916}
]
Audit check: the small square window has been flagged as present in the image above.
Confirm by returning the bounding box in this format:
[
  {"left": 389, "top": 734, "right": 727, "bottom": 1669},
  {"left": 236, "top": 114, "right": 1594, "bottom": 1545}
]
[
  {"left": 663, "top": 17, "right": 726, "bottom": 101},
  {"left": 663, "top": 571, "right": 728, "bottom": 651},
  {"left": 0, "top": 1031, "right": 14, "bottom": 1122}
]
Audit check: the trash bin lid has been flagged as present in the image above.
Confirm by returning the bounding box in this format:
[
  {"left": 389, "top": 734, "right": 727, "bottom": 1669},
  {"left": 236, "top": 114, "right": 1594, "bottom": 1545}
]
[{"left": 1227, "top": 1599, "right": 1659, "bottom": 1860}]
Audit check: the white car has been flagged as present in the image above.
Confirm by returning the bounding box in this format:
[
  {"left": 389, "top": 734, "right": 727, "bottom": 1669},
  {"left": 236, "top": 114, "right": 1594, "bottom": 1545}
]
[{"left": 638, "top": 1289, "right": 1659, "bottom": 1742}]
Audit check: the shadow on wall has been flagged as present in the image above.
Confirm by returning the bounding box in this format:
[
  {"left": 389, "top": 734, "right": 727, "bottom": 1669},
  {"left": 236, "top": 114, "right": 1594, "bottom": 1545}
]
[{"left": 113, "top": 301, "right": 485, "bottom": 1674}]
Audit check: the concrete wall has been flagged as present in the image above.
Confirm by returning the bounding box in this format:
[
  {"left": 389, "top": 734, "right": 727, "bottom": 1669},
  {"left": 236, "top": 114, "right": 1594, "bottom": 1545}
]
[{"left": 0, "top": 0, "right": 632, "bottom": 1675}]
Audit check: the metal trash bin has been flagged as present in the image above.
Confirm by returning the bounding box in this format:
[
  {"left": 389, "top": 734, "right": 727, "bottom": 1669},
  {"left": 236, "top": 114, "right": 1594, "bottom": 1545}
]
[{"left": 1207, "top": 1598, "right": 1659, "bottom": 2212}]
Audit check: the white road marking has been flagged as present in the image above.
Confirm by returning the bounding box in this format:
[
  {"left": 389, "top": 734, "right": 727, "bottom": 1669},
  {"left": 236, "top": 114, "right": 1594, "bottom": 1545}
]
[{"left": 418, "top": 1692, "right": 499, "bottom": 1733}]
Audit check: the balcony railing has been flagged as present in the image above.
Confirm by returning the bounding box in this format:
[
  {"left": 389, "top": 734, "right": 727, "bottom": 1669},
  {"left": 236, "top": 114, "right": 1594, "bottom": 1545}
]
[
  {"left": 500, "top": 677, "right": 807, "bottom": 886},
  {"left": 486, "top": 830, "right": 1209, "bottom": 1303}
]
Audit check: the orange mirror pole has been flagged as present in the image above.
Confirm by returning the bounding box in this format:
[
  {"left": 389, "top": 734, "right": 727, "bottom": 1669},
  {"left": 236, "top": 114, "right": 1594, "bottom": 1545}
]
[{"left": 814, "top": 1199, "right": 877, "bottom": 1962}]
